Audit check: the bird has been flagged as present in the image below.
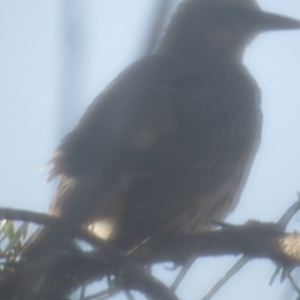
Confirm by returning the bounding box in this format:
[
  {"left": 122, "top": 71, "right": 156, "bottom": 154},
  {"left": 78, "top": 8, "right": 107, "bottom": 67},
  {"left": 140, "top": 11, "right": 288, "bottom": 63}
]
[{"left": 24, "top": 0, "right": 300, "bottom": 259}]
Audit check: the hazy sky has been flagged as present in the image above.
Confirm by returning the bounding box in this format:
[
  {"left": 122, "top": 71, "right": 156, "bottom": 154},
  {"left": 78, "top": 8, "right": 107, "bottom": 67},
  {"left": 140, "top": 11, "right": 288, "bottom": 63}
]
[{"left": 0, "top": 1, "right": 299, "bottom": 299}]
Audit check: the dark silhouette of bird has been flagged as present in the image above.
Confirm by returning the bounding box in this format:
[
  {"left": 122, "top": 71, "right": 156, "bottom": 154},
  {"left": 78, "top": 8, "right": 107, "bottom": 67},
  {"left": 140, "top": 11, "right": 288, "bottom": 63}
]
[{"left": 25, "top": 0, "right": 300, "bottom": 259}]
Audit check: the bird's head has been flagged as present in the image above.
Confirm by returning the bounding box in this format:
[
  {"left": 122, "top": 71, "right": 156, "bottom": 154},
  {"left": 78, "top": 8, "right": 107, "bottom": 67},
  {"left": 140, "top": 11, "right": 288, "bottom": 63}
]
[{"left": 158, "top": 0, "right": 300, "bottom": 61}]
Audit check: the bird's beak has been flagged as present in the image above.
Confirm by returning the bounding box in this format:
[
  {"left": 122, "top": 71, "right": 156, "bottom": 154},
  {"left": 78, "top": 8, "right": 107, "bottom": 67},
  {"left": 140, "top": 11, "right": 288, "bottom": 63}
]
[{"left": 258, "top": 11, "right": 300, "bottom": 31}]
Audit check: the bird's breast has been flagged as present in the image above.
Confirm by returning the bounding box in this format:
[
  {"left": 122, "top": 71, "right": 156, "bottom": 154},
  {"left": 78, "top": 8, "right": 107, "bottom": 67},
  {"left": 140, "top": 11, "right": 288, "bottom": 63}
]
[{"left": 171, "top": 64, "right": 262, "bottom": 170}]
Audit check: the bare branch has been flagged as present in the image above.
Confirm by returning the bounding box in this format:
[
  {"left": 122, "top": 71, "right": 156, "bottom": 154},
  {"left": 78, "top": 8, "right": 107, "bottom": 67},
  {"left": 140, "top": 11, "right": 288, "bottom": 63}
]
[
  {"left": 132, "top": 223, "right": 300, "bottom": 267},
  {"left": 1, "top": 200, "right": 300, "bottom": 299},
  {"left": 0, "top": 208, "right": 179, "bottom": 300}
]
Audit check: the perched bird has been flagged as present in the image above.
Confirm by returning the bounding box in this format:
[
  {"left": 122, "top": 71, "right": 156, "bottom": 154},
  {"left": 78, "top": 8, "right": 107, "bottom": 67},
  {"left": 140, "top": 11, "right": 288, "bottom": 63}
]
[{"left": 25, "top": 0, "right": 300, "bottom": 258}]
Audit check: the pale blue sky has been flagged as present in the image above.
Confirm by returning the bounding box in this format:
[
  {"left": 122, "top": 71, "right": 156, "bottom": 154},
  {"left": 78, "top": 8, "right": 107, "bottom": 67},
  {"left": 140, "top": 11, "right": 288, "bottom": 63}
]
[{"left": 0, "top": 1, "right": 299, "bottom": 299}]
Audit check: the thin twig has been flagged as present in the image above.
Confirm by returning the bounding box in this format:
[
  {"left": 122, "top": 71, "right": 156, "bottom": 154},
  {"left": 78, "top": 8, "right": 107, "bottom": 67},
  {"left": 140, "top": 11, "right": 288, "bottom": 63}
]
[
  {"left": 202, "top": 256, "right": 251, "bottom": 300},
  {"left": 288, "top": 273, "right": 300, "bottom": 296},
  {"left": 170, "top": 257, "right": 196, "bottom": 292},
  {"left": 0, "top": 208, "right": 62, "bottom": 227},
  {"left": 269, "top": 265, "right": 281, "bottom": 285},
  {"left": 278, "top": 194, "right": 300, "bottom": 230}
]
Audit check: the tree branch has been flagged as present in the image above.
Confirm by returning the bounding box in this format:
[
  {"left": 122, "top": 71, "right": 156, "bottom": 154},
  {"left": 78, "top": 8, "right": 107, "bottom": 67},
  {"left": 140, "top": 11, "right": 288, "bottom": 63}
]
[
  {"left": 131, "top": 221, "right": 300, "bottom": 267},
  {"left": 0, "top": 208, "right": 179, "bottom": 300},
  {"left": 1, "top": 202, "right": 300, "bottom": 299}
]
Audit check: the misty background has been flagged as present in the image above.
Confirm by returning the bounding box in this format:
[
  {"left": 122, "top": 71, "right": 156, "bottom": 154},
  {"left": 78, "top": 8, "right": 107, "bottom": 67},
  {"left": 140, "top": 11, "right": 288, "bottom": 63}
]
[{"left": 0, "top": 1, "right": 300, "bottom": 299}]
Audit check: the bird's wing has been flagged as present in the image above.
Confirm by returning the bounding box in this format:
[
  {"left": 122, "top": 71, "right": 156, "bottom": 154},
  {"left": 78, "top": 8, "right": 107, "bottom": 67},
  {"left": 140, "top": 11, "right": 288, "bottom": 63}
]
[{"left": 48, "top": 55, "right": 188, "bottom": 222}]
